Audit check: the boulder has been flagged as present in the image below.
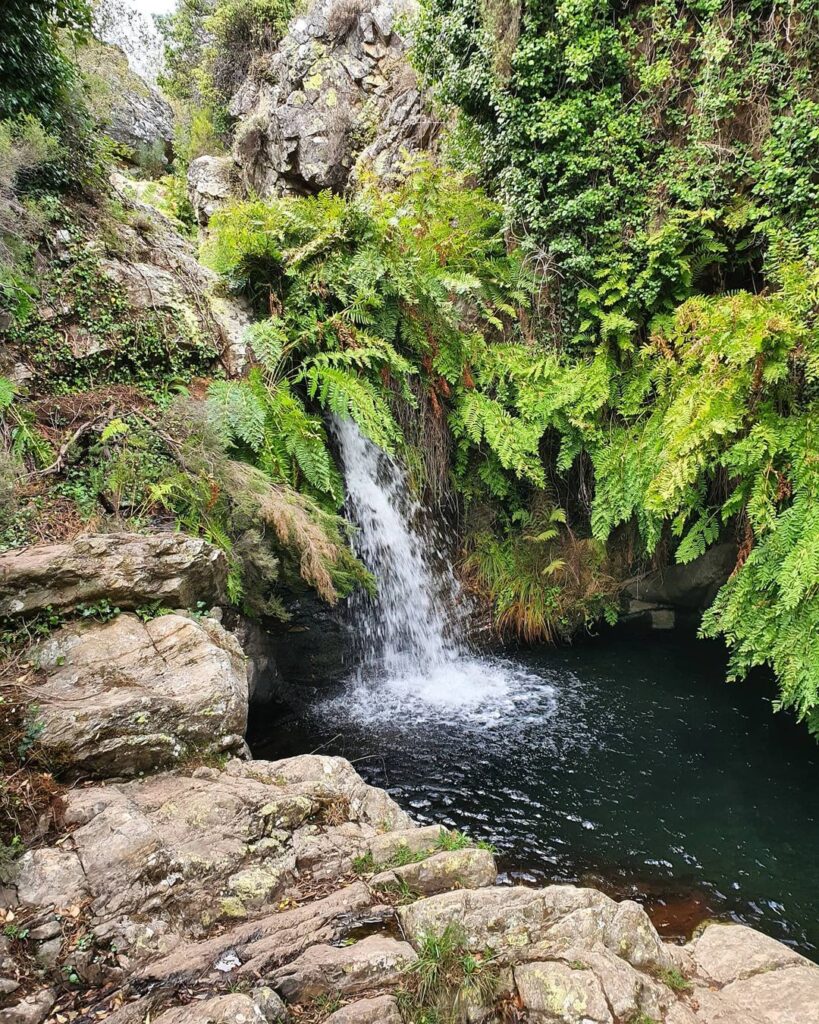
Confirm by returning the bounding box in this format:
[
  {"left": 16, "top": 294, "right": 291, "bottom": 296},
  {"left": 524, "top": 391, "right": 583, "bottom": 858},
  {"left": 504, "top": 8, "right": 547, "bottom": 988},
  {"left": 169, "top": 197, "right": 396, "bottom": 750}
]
[
  {"left": 399, "top": 885, "right": 674, "bottom": 972},
  {"left": 12, "top": 848, "right": 87, "bottom": 909},
  {"left": 30, "top": 612, "right": 248, "bottom": 774},
  {"left": 370, "top": 847, "right": 497, "bottom": 896},
  {"left": 10, "top": 756, "right": 410, "bottom": 978},
  {"left": 230, "top": 0, "right": 436, "bottom": 198},
  {"left": 324, "top": 995, "right": 403, "bottom": 1023},
  {"left": 515, "top": 946, "right": 672, "bottom": 1023},
  {"left": 626, "top": 542, "right": 737, "bottom": 611},
  {"left": 107, "top": 171, "right": 253, "bottom": 374},
  {"left": 188, "top": 155, "right": 237, "bottom": 226},
  {"left": 152, "top": 991, "right": 287, "bottom": 1024},
  {"left": 689, "top": 922, "right": 805, "bottom": 984},
  {"left": 270, "top": 935, "right": 415, "bottom": 1001},
  {"left": 687, "top": 923, "right": 819, "bottom": 1024},
  {"left": 2, "top": 988, "right": 56, "bottom": 1024},
  {"left": 0, "top": 533, "right": 227, "bottom": 618},
  {"left": 514, "top": 961, "right": 613, "bottom": 1024}
]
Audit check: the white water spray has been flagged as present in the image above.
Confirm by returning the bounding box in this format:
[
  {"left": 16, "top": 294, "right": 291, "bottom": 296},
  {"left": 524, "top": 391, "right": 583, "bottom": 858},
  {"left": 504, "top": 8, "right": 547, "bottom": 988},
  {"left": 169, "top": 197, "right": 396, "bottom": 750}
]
[{"left": 329, "top": 419, "right": 548, "bottom": 725}]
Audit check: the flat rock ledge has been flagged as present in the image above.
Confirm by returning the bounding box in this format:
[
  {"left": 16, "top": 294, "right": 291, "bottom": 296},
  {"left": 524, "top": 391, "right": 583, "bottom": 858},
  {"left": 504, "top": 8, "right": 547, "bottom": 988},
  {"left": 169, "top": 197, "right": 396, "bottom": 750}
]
[
  {"left": 0, "top": 533, "right": 227, "bottom": 618},
  {"left": 2, "top": 755, "right": 817, "bottom": 1024}
]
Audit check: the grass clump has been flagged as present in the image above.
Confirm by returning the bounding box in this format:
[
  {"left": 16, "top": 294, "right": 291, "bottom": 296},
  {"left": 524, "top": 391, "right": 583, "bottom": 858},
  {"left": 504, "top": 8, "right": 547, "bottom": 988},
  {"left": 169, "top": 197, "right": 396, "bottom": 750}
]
[
  {"left": 399, "top": 924, "right": 500, "bottom": 1024},
  {"left": 658, "top": 967, "right": 692, "bottom": 993},
  {"left": 436, "top": 829, "right": 497, "bottom": 854}
]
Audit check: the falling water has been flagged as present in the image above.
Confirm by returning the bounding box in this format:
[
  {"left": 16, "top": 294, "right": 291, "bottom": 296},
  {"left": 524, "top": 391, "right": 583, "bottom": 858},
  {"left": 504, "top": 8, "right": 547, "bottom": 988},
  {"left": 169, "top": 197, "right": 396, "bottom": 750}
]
[{"left": 329, "top": 418, "right": 547, "bottom": 725}]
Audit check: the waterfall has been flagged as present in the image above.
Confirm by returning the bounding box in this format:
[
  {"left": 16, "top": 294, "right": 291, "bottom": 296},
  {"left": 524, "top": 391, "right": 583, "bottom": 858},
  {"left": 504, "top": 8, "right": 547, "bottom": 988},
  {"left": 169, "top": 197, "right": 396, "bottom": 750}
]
[
  {"left": 330, "top": 419, "right": 542, "bottom": 723},
  {"left": 334, "top": 417, "right": 465, "bottom": 681}
]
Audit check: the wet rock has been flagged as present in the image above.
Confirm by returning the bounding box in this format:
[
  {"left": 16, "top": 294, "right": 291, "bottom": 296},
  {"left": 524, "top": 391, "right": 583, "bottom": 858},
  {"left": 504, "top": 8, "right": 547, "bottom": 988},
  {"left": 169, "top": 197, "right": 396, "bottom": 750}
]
[
  {"left": 270, "top": 935, "right": 415, "bottom": 1001},
  {"left": 30, "top": 613, "right": 248, "bottom": 775},
  {"left": 625, "top": 542, "right": 737, "bottom": 611},
  {"left": 370, "top": 847, "right": 497, "bottom": 896},
  {"left": 188, "top": 155, "right": 237, "bottom": 226},
  {"left": 0, "top": 533, "right": 227, "bottom": 618},
  {"left": 324, "top": 995, "right": 403, "bottom": 1023},
  {"left": 399, "top": 885, "right": 674, "bottom": 971}
]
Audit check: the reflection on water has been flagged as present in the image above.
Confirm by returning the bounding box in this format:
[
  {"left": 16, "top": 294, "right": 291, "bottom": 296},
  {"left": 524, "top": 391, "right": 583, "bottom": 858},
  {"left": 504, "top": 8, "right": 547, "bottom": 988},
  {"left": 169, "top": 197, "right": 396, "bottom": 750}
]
[{"left": 251, "top": 630, "right": 819, "bottom": 960}]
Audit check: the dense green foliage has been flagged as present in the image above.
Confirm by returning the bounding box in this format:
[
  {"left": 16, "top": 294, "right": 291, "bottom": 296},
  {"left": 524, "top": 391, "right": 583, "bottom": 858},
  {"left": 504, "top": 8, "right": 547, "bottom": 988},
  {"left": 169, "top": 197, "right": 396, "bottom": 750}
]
[
  {"left": 411, "top": 0, "right": 819, "bottom": 729},
  {"left": 0, "top": 0, "right": 92, "bottom": 122},
  {"left": 204, "top": 160, "right": 527, "bottom": 492}
]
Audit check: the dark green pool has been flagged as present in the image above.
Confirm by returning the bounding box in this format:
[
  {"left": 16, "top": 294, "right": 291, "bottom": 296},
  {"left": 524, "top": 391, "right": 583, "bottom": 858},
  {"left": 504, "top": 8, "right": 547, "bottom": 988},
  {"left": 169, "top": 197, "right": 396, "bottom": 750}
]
[{"left": 251, "top": 629, "right": 819, "bottom": 959}]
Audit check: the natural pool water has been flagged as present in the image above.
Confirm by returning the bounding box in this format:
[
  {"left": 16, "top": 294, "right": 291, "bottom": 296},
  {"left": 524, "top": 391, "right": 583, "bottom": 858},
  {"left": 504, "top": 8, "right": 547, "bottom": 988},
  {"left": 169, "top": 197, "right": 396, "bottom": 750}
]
[{"left": 250, "top": 629, "right": 819, "bottom": 960}]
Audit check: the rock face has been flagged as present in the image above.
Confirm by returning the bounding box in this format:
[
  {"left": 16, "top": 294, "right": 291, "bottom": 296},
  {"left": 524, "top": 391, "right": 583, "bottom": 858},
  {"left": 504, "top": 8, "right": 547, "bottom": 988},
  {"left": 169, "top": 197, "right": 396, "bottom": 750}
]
[
  {"left": 187, "top": 154, "right": 238, "bottom": 226},
  {"left": 0, "top": 533, "right": 227, "bottom": 618},
  {"left": 109, "top": 171, "right": 254, "bottom": 373},
  {"left": 230, "top": 0, "right": 436, "bottom": 198},
  {"left": 78, "top": 40, "right": 173, "bottom": 161},
  {"left": 29, "top": 612, "right": 248, "bottom": 774},
  {"left": 4, "top": 753, "right": 819, "bottom": 1024},
  {"left": 624, "top": 542, "right": 738, "bottom": 627}
]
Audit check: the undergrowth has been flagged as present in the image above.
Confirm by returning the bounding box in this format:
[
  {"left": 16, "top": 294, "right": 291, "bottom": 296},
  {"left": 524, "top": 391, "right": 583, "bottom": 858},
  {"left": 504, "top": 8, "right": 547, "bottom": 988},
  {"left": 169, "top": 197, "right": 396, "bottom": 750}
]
[{"left": 398, "top": 924, "right": 500, "bottom": 1024}]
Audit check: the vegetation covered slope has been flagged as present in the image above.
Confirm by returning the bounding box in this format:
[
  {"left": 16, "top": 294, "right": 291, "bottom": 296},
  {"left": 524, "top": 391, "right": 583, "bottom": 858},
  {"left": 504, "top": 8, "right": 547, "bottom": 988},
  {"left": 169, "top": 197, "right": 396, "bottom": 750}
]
[
  {"left": 402, "top": 0, "right": 819, "bottom": 732},
  {"left": 2, "top": 0, "right": 819, "bottom": 737}
]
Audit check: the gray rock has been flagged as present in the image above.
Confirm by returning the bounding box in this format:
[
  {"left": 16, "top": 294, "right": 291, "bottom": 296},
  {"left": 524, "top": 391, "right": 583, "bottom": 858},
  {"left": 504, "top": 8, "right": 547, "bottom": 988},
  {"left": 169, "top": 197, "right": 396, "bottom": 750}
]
[
  {"left": 34, "top": 937, "right": 62, "bottom": 970},
  {"left": 12, "top": 848, "right": 87, "bottom": 909},
  {"left": 106, "top": 170, "right": 253, "bottom": 374},
  {"left": 152, "top": 992, "right": 287, "bottom": 1024},
  {"left": 30, "top": 612, "right": 248, "bottom": 774},
  {"left": 270, "top": 934, "right": 415, "bottom": 1001},
  {"left": 626, "top": 542, "right": 737, "bottom": 611},
  {"left": 2, "top": 988, "right": 56, "bottom": 1024},
  {"left": 188, "top": 155, "right": 237, "bottom": 226},
  {"left": 399, "top": 885, "right": 674, "bottom": 971},
  {"left": 231, "top": 0, "right": 434, "bottom": 198},
  {"left": 324, "top": 995, "right": 402, "bottom": 1023},
  {"left": 690, "top": 922, "right": 805, "bottom": 984},
  {"left": 688, "top": 923, "right": 819, "bottom": 1024},
  {"left": 79, "top": 41, "right": 172, "bottom": 161},
  {"left": 0, "top": 533, "right": 227, "bottom": 618},
  {"left": 370, "top": 847, "right": 497, "bottom": 896},
  {"left": 515, "top": 961, "right": 613, "bottom": 1023},
  {"left": 138, "top": 881, "right": 375, "bottom": 984}
]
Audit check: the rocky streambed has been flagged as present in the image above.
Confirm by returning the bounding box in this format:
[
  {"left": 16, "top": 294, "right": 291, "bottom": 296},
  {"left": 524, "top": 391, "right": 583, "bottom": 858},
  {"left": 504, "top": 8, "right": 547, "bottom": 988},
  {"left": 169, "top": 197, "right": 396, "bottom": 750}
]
[{"left": 1, "top": 534, "right": 819, "bottom": 1024}]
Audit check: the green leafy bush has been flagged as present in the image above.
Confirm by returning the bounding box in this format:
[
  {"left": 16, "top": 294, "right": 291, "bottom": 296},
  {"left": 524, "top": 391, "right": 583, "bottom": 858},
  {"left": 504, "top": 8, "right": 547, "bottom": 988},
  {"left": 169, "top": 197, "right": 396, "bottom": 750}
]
[{"left": 0, "top": 0, "right": 91, "bottom": 122}]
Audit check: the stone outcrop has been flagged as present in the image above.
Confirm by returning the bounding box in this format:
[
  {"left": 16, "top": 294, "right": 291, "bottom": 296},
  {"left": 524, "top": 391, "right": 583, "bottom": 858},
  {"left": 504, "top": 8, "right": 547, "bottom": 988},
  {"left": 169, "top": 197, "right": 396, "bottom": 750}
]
[
  {"left": 230, "top": 0, "right": 436, "bottom": 198},
  {"left": 624, "top": 542, "right": 737, "bottom": 628},
  {"left": 5, "top": 752, "right": 818, "bottom": 1024},
  {"left": 78, "top": 40, "right": 173, "bottom": 162},
  {"left": 0, "top": 533, "right": 227, "bottom": 618},
  {"left": 108, "top": 171, "right": 253, "bottom": 373},
  {"left": 187, "top": 154, "right": 238, "bottom": 226},
  {"left": 29, "top": 612, "right": 248, "bottom": 774}
]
